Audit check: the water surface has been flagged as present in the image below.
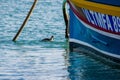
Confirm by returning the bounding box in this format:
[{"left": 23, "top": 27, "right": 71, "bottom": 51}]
[{"left": 1, "top": 0, "right": 120, "bottom": 80}]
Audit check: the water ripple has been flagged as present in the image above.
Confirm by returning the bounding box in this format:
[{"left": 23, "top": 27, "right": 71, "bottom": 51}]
[{"left": 0, "top": 0, "right": 68, "bottom": 80}]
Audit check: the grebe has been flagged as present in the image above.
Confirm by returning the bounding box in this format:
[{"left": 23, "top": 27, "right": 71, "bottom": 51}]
[{"left": 41, "top": 36, "right": 54, "bottom": 41}]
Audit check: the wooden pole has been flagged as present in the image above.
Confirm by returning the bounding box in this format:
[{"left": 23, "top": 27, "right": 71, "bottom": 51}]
[{"left": 12, "top": 0, "right": 38, "bottom": 41}]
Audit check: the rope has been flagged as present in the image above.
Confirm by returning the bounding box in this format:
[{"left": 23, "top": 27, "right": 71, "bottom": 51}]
[{"left": 62, "top": 0, "right": 69, "bottom": 38}]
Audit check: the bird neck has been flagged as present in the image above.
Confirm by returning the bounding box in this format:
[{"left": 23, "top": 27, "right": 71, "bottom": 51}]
[{"left": 50, "top": 37, "right": 54, "bottom": 41}]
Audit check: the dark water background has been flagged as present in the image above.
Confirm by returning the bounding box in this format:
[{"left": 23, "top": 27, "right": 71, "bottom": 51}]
[{"left": 0, "top": 0, "right": 120, "bottom": 80}]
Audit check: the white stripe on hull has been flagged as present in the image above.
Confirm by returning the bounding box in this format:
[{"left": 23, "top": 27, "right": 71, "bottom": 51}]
[{"left": 70, "top": 38, "right": 120, "bottom": 59}]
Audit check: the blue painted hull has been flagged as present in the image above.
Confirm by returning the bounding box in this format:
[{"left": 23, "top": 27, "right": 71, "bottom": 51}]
[{"left": 69, "top": 8, "right": 120, "bottom": 63}]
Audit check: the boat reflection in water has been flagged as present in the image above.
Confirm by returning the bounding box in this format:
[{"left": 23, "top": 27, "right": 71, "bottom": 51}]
[{"left": 67, "top": 51, "right": 120, "bottom": 80}]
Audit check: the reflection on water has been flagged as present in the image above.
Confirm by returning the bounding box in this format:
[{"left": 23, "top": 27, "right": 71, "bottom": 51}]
[
  {"left": 0, "top": 41, "right": 69, "bottom": 80},
  {"left": 68, "top": 52, "right": 120, "bottom": 80}
]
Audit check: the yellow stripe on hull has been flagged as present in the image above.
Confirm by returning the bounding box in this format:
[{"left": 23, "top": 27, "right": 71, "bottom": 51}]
[{"left": 70, "top": 0, "right": 120, "bottom": 17}]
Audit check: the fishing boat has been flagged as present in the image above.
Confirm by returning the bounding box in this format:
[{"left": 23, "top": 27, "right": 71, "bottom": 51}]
[{"left": 63, "top": 0, "right": 120, "bottom": 64}]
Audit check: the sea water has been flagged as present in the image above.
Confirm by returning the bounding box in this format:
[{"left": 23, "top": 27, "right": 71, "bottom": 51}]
[{"left": 0, "top": 0, "right": 120, "bottom": 80}]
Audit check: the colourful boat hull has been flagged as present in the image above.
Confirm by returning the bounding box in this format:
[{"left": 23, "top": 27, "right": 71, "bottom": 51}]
[{"left": 68, "top": 0, "right": 120, "bottom": 63}]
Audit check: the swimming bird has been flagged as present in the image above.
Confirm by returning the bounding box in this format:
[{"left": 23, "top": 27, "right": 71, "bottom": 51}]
[{"left": 41, "top": 36, "right": 54, "bottom": 41}]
